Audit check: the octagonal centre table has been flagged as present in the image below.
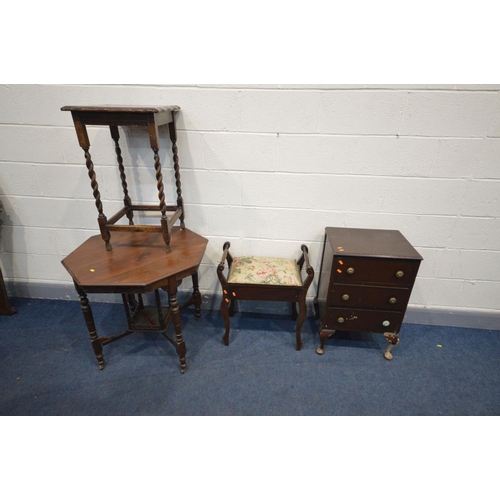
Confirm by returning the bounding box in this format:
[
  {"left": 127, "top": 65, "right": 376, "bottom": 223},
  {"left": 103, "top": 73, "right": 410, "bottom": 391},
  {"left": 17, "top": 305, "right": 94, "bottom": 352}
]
[{"left": 62, "top": 227, "right": 208, "bottom": 373}]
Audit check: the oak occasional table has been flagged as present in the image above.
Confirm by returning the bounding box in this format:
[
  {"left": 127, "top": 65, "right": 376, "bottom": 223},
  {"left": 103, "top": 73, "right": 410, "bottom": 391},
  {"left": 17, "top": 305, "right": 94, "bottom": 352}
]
[
  {"left": 61, "top": 105, "right": 185, "bottom": 253},
  {"left": 62, "top": 228, "right": 208, "bottom": 374},
  {"left": 314, "top": 227, "right": 422, "bottom": 360}
]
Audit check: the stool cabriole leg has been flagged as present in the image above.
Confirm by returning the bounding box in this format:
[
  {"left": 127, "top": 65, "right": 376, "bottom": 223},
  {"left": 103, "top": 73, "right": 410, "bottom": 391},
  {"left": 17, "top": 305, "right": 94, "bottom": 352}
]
[
  {"left": 228, "top": 297, "right": 236, "bottom": 317},
  {"left": 295, "top": 296, "right": 306, "bottom": 351},
  {"left": 221, "top": 292, "right": 231, "bottom": 346}
]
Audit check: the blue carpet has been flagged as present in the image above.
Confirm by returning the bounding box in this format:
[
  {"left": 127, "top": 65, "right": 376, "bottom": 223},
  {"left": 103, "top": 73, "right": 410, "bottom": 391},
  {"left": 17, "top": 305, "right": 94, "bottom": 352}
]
[{"left": 1, "top": 297, "right": 499, "bottom": 415}]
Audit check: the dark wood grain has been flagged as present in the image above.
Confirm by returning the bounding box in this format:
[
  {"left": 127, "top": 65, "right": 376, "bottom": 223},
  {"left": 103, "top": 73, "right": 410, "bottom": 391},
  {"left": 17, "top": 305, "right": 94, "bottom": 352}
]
[
  {"left": 325, "top": 227, "right": 423, "bottom": 260},
  {"left": 62, "top": 229, "right": 208, "bottom": 373},
  {"left": 61, "top": 105, "right": 184, "bottom": 251},
  {"left": 322, "top": 308, "right": 403, "bottom": 334},
  {"left": 332, "top": 256, "right": 420, "bottom": 286},
  {"left": 315, "top": 227, "right": 422, "bottom": 359},
  {"left": 329, "top": 284, "right": 412, "bottom": 310},
  {"left": 61, "top": 105, "right": 180, "bottom": 113},
  {"left": 62, "top": 228, "right": 207, "bottom": 293}
]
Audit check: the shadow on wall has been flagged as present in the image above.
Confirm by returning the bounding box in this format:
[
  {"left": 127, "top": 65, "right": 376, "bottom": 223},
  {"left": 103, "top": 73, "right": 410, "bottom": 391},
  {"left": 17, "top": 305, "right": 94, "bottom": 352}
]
[
  {"left": 0, "top": 192, "right": 17, "bottom": 282},
  {"left": 0, "top": 193, "right": 18, "bottom": 313}
]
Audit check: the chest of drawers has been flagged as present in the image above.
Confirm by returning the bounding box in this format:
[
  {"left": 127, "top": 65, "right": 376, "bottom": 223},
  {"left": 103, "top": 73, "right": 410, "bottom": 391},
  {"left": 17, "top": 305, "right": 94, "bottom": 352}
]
[{"left": 314, "top": 227, "right": 422, "bottom": 360}]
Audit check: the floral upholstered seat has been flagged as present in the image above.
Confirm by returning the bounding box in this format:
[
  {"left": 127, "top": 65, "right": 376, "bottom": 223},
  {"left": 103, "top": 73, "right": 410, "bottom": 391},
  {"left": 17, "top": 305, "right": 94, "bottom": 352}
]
[
  {"left": 228, "top": 256, "right": 302, "bottom": 287},
  {"left": 217, "top": 242, "right": 314, "bottom": 350}
]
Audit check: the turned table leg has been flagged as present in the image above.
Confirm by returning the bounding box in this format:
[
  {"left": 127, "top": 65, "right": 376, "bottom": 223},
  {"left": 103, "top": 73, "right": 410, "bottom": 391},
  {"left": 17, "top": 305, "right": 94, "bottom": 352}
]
[
  {"left": 383, "top": 332, "right": 400, "bottom": 360},
  {"left": 75, "top": 283, "right": 105, "bottom": 370},
  {"left": 191, "top": 271, "right": 202, "bottom": 320},
  {"left": 167, "top": 278, "right": 187, "bottom": 373}
]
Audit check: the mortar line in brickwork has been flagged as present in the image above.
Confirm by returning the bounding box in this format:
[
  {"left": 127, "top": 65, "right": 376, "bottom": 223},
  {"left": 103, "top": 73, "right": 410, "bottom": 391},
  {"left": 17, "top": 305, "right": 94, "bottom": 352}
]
[
  {"left": 131, "top": 84, "right": 500, "bottom": 92},
  {"left": 177, "top": 130, "right": 497, "bottom": 140},
  {"left": 197, "top": 169, "right": 496, "bottom": 181},
  {"left": 1, "top": 124, "right": 497, "bottom": 141}
]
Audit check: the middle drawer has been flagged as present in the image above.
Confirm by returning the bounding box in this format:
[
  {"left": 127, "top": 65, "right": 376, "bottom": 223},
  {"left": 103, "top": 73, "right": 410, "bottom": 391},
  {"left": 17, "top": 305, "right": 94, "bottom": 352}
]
[{"left": 329, "top": 284, "right": 411, "bottom": 311}]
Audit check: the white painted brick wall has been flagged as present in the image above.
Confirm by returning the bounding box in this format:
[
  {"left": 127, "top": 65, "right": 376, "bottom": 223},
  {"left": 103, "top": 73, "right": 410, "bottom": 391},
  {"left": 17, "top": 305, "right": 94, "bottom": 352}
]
[
  {"left": 318, "top": 91, "right": 408, "bottom": 135},
  {"left": 1, "top": 84, "right": 499, "bottom": 321},
  {"left": 400, "top": 92, "right": 498, "bottom": 137}
]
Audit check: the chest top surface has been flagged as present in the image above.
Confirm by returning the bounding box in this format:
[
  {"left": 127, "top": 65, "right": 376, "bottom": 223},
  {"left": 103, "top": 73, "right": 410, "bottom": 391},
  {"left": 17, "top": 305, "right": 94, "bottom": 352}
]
[{"left": 325, "top": 227, "right": 423, "bottom": 261}]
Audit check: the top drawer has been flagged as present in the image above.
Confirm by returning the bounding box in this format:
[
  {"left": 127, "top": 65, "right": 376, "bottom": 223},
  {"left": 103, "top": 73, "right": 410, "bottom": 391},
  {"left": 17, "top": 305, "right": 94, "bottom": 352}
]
[{"left": 332, "top": 256, "right": 420, "bottom": 286}]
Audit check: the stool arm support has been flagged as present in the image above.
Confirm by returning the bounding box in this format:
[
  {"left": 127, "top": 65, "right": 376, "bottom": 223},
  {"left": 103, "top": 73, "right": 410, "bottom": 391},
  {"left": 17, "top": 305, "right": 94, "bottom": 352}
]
[
  {"left": 217, "top": 241, "right": 232, "bottom": 285},
  {"left": 298, "top": 244, "right": 312, "bottom": 271},
  {"left": 298, "top": 244, "right": 314, "bottom": 289},
  {"left": 220, "top": 241, "right": 231, "bottom": 264}
]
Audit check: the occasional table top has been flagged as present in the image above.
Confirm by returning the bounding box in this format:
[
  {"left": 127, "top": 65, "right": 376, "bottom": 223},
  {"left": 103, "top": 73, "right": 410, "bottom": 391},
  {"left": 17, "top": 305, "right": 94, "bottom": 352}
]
[
  {"left": 325, "top": 227, "right": 422, "bottom": 260},
  {"left": 61, "top": 105, "right": 181, "bottom": 127},
  {"left": 61, "top": 105, "right": 180, "bottom": 113},
  {"left": 62, "top": 228, "right": 208, "bottom": 293}
]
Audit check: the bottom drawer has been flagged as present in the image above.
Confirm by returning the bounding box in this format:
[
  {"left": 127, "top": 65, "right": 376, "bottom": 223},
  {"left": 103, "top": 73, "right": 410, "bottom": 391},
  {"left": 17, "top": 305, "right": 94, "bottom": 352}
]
[{"left": 322, "top": 307, "right": 403, "bottom": 334}]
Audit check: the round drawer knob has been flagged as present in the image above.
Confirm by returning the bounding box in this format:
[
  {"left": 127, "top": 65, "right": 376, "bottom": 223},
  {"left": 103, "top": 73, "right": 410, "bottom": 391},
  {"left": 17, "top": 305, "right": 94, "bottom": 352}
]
[
  {"left": 337, "top": 317, "right": 345, "bottom": 324},
  {"left": 396, "top": 270, "right": 404, "bottom": 278},
  {"left": 382, "top": 320, "right": 390, "bottom": 327},
  {"left": 347, "top": 267, "right": 355, "bottom": 275},
  {"left": 342, "top": 294, "right": 350, "bottom": 301},
  {"left": 389, "top": 297, "right": 397, "bottom": 304}
]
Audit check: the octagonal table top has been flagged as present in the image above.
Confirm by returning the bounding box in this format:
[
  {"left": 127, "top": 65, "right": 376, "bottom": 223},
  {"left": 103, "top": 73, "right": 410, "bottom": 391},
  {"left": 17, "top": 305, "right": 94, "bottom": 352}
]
[{"left": 62, "top": 228, "right": 208, "bottom": 294}]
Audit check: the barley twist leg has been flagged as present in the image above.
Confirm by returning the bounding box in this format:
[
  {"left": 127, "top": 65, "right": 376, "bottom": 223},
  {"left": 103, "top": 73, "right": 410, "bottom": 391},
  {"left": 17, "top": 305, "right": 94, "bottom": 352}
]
[
  {"left": 153, "top": 148, "right": 171, "bottom": 252},
  {"left": 169, "top": 120, "right": 185, "bottom": 229},
  {"left": 83, "top": 147, "right": 111, "bottom": 250},
  {"left": 110, "top": 126, "right": 134, "bottom": 225}
]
